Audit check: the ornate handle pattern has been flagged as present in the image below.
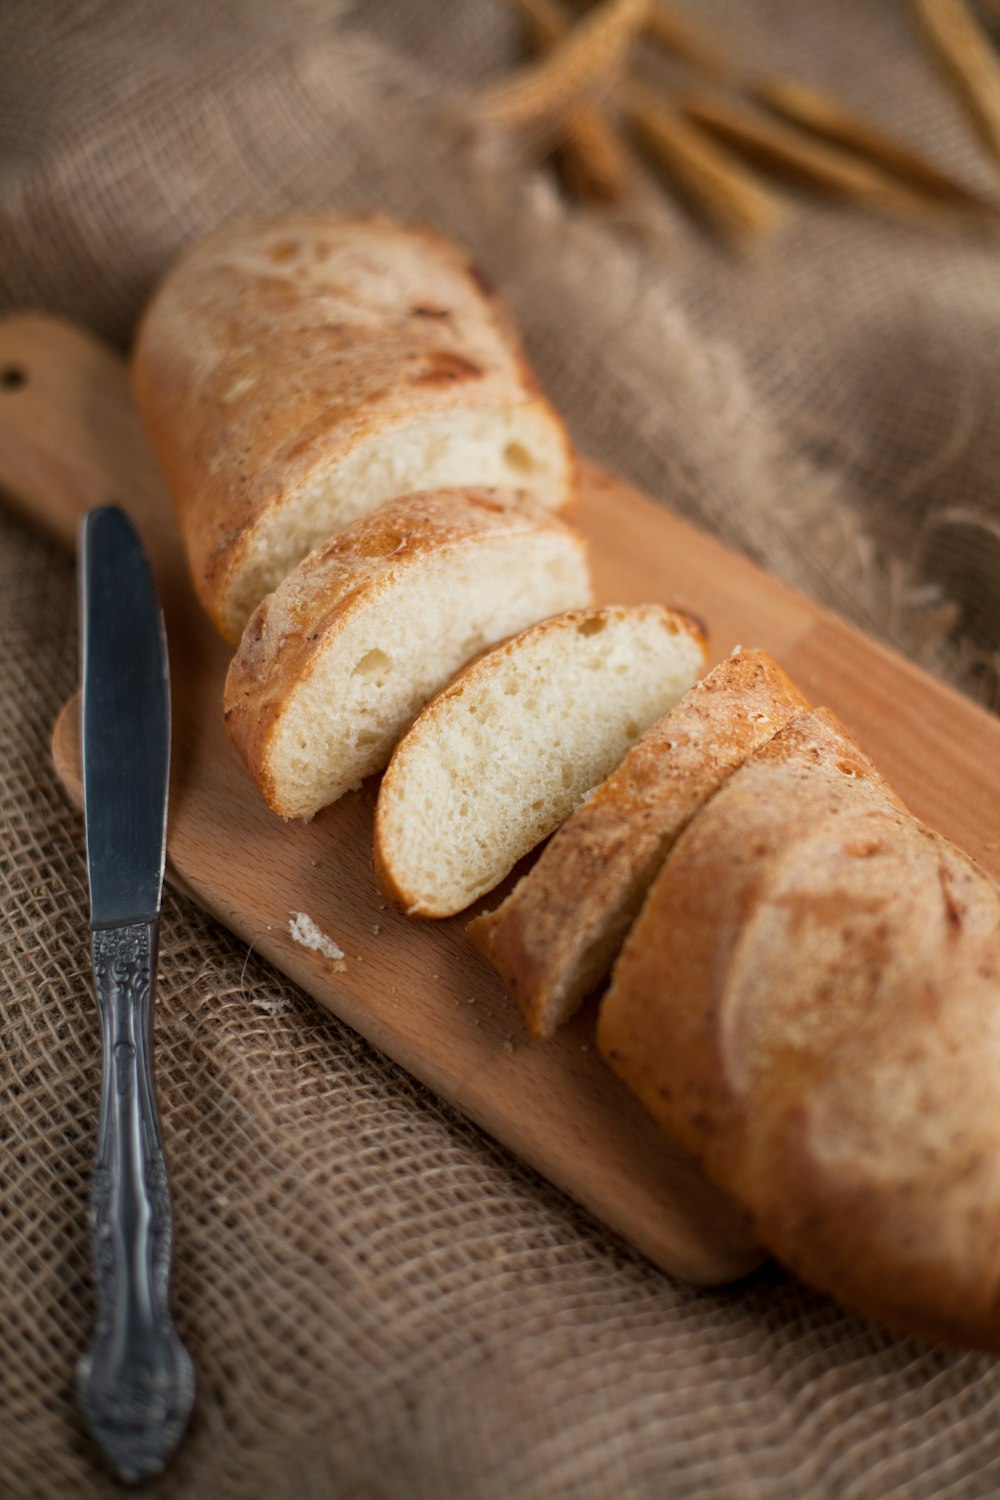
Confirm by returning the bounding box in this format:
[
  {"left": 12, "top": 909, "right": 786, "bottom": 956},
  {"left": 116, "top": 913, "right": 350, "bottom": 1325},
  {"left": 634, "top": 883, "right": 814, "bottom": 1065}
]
[{"left": 77, "top": 919, "right": 195, "bottom": 1483}]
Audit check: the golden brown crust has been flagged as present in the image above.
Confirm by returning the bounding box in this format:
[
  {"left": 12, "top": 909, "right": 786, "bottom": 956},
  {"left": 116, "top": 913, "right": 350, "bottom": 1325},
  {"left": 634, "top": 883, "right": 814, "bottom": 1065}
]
[
  {"left": 370, "top": 814, "right": 418, "bottom": 918},
  {"left": 224, "top": 487, "right": 588, "bottom": 816},
  {"left": 600, "top": 708, "right": 1000, "bottom": 1351},
  {"left": 132, "top": 213, "right": 573, "bottom": 639},
  {"left": 599, "top": 708, "right": 904, "bottom": 1158},
  {"left": 373, "top": 603, "right": 709, "bottom": 917},
  {"left": 468, "top": 649, "right": 809, "bottom": 1041}
]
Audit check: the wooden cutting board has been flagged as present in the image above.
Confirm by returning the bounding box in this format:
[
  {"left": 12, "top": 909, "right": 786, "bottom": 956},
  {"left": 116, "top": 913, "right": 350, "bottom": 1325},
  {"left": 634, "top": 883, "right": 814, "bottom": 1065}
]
[{"left": 3, "top": 312, "right": 999, "bottom": 1290}]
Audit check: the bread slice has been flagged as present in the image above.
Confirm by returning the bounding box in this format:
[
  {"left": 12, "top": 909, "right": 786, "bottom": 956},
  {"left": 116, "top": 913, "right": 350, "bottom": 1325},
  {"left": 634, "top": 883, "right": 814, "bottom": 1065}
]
[
  {"left": 600, "top": 708, "right": 1000, "bottom": 1352},
  {"left": 224, "top": 488, "right": 591, "bottom": 819},
  {"left": 468, "top": 648, "right": 809, "bottom": 1041},
  {"left": 374, "top": 604, "right": 707, "bottom": 919},
  {"left": 133, "top": 214, "right": 573, "bottom": 641}
]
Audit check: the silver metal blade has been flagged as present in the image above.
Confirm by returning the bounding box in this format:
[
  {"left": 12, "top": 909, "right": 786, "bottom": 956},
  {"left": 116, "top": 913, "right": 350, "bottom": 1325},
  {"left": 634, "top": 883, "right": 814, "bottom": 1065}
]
[{"left": 80, "top": 507, "right": 170, "bottom": 927}]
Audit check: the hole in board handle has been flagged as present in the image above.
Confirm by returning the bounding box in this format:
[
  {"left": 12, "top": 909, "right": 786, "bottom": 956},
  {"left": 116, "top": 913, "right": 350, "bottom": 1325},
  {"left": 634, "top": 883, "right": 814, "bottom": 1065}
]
[{"left": 1, "top": 367, "right": 27, "bottom": 391}]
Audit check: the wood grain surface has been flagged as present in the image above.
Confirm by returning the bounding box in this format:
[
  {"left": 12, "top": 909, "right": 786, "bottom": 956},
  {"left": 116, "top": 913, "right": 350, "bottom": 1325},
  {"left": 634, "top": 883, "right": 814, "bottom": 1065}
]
[{"left": 2, "top": 312, "right": 999, "bottom": 1288}]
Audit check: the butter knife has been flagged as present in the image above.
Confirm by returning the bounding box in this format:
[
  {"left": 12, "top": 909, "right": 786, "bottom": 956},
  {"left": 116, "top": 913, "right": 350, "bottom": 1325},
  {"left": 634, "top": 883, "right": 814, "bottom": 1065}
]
[{"left": 76, "top": 506, "right": 195, "bottom": 1482}]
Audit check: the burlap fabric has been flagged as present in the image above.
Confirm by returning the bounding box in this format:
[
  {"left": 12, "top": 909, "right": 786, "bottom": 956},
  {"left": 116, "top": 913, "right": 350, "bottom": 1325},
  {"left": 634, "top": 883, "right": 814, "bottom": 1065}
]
[{"left": 2, "top": 2, "right": 999, "bottom": 1496}]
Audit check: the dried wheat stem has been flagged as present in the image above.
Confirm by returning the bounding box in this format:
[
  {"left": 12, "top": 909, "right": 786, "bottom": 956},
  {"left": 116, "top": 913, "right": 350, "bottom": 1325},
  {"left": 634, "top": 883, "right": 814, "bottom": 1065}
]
[
  {"left": 755, "top": 78, "right": 996, "bottom": 213},
  {"left": 559, "top": 106, "right": 635, "bottom": 199},
  {"left": 913, "top": 0, "right": 1000, "bottom": 169},
  {"left": 681, "top": 94, "right": 959, "bottom": 220},
  {"left": 622, "top": 81, "right": 785, "bottom": 241},
  {"left": 645, "top": 2, "right": 733, "bottom": 79},
  {"left": 479, "top": 0, "right": 650, "bottom": 129},
  {"left": 513, "top": 0, "right": 635, "bottom": 200},
  {"left": 515, "top": 0, "right": 579, "bottom": 51}
]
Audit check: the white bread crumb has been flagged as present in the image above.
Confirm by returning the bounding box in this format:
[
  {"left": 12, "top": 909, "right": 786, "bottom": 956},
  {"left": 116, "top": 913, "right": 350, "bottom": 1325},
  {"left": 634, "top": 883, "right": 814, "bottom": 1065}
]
[{"left": 289, "top": 912, "right": 347, "bottom": 970}]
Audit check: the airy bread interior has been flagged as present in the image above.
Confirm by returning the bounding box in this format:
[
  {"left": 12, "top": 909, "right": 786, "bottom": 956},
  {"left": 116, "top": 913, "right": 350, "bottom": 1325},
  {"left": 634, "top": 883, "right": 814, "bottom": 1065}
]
[
  {"left": 376, "top": 607, "right": 706, "bottom": 917},
  {"left": 263, "top": 531, "right": 590, "bottom": 817},
  {"left": 468, "top": 648, "right": 809, "bottom": 1042},
  {"left": 225, "top": 404, "right": 569, "bottom": 638}
]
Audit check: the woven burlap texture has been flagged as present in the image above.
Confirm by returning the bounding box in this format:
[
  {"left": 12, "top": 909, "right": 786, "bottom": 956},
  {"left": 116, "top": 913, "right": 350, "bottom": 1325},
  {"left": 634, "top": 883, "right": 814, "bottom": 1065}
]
[{"left": 1, "top": 1, "right": 999, "bottom": 1496}]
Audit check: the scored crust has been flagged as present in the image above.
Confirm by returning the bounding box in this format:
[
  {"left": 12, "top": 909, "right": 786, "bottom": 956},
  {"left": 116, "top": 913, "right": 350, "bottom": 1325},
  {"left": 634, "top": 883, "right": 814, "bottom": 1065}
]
[
  {"left": 468, "top": 648, "right": 810, "bottom": 1041},
  {"left": 599, "top": 707, "right": 1000, "bottom": 1351},
  {"left": 133, "top": 213, "right": 573, "bottom": 640},
  {"left": 224, "top": 487, "right": 591, "bottom": 818}
]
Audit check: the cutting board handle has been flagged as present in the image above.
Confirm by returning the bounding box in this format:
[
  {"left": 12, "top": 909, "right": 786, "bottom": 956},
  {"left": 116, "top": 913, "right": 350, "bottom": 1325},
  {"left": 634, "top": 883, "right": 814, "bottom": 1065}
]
[{"left": 0, "top": 314, "right": 173, "bottom": 555}]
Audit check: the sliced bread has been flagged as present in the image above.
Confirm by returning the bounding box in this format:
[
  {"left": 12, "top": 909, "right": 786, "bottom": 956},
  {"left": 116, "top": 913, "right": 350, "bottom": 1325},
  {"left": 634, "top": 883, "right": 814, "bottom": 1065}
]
[
  {"left": 224, "top": 488, "right": 591, "bottom": 819},
  {"left": 374, "top": 604, "right": 708, "bottom": 918},
  {"left": 133, "top": 214, "right": 573, "bottom": 640},
  {"left": 468, "top": 648, "right": 809, "bottom": 1040},
  {"left": 598, "top": 708, "right": 1000, "bottom": 1351}
]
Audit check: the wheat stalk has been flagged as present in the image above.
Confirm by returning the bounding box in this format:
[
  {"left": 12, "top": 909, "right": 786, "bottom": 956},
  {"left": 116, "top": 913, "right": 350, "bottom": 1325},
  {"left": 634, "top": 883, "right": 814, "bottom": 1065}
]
[
  {"left": 479, "top": 0, "right": 650, "bottom": 129},
  {"left": 622, "top": 81, "right": 785, "bottom": 241},
  {"left": 755, "top": 78, "right": 996, "bottom": 213},
  {"left": 558, "top": 105, "right": 635, "bottom": 199},
  {"left": 912, "top": 0, "right": 1000, "bottom": 170},
  {"left": 681, "top": 93, "right": 966, "bottom": 221},
  {"left": 644, "top": 2, "right": 732, "bottom": 79},
  {"left": 513, "top": 0, "right": 634, "bottom": 200},
  {"left": 485, "top": 0, "right": 991, "bottom": 235}
]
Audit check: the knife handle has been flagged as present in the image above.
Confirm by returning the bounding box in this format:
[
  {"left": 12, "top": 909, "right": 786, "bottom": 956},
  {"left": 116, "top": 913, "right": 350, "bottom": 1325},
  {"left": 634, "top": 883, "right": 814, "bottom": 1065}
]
[{"left": 77, "top": 919, "right": 195, "bottom": 1484}]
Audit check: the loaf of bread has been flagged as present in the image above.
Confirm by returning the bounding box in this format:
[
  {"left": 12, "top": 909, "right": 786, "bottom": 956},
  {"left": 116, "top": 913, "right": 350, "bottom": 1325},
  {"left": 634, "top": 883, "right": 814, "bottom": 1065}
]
[
  {"left": 133, "top": 214, "right": 574, "bottom": 641},
  {"left": 224, "top": 488, "right": 591, "bottom": 819},
  {"left": 599, "top": 707, "right": 1000, "bottom": 1351},
  {"left": 469, "top": 649, "right": 809, "bottom": 1041},
  {"left": 374, "top": 604, "right": 708, "bottom": 918}
]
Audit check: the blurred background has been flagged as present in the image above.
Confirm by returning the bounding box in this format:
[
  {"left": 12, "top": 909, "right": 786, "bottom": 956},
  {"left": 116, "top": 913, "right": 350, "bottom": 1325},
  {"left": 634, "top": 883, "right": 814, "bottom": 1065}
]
[
  {"left": 3, "top": 5, "right": 1000, "bottom": 1498},
  {"left": 3, "top": 0, "right": 999, "bottom": 702}
]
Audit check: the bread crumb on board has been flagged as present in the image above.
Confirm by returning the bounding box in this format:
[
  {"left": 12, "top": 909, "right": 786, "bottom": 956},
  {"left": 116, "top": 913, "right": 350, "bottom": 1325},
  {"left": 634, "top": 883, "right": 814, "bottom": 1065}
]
[{"left": 288, "top": 911, "right": 347, "bottom": 972}]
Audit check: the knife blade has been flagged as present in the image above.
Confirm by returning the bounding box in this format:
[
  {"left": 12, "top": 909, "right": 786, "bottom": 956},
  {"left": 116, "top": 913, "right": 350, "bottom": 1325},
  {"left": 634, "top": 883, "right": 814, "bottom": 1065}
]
[{"left": 76, "top": 505, "right": 195, "bottom": 1483}]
